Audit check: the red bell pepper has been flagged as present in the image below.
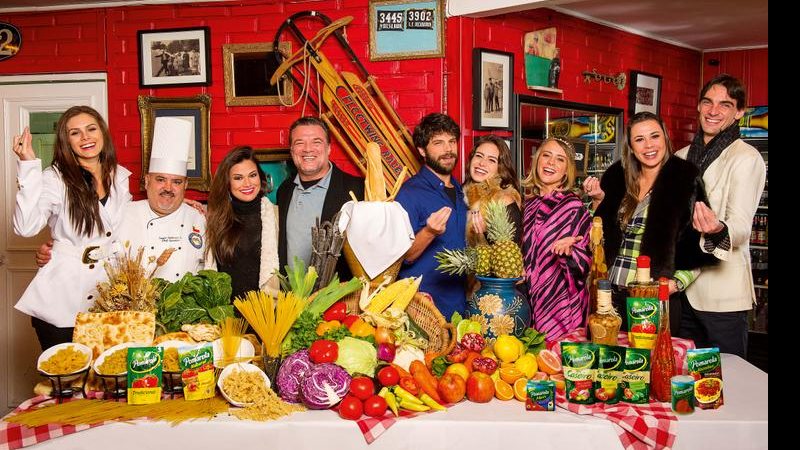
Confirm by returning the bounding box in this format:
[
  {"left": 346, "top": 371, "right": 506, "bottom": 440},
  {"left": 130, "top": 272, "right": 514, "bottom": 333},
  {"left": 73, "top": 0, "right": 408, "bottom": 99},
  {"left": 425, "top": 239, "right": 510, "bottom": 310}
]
[{"left": 323, "top": 301, "right": 348, "bottom": 322}]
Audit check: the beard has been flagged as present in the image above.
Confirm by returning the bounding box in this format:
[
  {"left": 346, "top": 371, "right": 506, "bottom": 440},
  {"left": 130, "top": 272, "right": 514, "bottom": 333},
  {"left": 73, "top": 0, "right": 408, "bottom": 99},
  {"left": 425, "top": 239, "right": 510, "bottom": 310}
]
[{"left": 425, "top": 152, "right": 457, "bottom": 176}]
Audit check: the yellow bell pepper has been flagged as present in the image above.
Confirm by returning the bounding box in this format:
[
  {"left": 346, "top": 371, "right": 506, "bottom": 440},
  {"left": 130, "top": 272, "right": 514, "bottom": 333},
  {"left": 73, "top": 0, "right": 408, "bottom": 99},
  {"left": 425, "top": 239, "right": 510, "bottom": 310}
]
[
  {"left": 348, "top": 318, "right": 375, "bottom": 337},
  {"left": 316, "top": 320, "right": 341, "bottom": 336}
]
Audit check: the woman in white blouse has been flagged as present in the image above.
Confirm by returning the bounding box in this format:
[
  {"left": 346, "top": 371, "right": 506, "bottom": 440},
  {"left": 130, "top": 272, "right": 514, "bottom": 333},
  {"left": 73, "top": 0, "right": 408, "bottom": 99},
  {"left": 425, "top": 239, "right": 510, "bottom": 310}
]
[{"left": 11, "top": 106, "right": 131, "bottom": 350}]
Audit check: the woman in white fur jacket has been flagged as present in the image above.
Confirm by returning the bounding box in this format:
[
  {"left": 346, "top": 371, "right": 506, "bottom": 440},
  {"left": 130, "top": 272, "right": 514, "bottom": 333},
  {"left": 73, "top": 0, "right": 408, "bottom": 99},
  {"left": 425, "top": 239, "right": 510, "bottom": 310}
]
[{"left": 204, "top": 146, "right": 280, "bottom": 300}]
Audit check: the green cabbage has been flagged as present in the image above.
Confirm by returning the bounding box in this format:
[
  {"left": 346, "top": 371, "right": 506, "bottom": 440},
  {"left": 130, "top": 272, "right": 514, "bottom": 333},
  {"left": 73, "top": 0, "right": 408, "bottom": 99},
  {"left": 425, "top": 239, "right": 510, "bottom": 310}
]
[{"left": 334, "top": 337, "right": 377, "bottom": 377}]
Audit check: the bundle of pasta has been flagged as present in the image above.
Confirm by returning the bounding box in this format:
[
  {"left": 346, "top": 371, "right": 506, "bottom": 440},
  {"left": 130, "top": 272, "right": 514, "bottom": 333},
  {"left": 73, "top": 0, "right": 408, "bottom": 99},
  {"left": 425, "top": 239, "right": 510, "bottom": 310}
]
[{"left": 234, "top": 291, "right": 308, "bottom": 358}]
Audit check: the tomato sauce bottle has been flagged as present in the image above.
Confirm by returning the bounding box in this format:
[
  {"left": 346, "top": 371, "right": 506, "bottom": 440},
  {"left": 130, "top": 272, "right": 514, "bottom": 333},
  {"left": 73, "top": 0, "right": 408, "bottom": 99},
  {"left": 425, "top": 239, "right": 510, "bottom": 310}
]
[{"left": 649, "top": 277, "right": 676, "bottom": 402}]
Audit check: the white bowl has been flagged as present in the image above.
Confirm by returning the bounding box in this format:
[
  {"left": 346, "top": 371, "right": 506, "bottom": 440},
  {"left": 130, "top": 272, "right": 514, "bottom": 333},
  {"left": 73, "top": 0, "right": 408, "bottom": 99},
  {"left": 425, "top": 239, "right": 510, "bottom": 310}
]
[
  {"left": 217, "top": 362, "right": 270, "bottom": 407},
  {"left": 93, "top": 342, "right": 147, "bottom": 376},
  {"left": 155, "top": 340, "right": 194, "bottom": 351},
  {"left": 212, "top": 337, "right": 255, "bottom": 368},
  {"left": 37, "top": 342, "right": 93, "bottom": 381}
]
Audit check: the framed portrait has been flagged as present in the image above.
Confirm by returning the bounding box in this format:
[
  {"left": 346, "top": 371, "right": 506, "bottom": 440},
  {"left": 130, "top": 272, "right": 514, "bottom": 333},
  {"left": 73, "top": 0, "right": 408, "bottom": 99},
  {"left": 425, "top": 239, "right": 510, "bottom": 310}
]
[
  {"left": 137, "top": 27, "right": 211, "bottom": 88},
  {"left": 628, "top": 71, "right": 662, "bottom": 117},
  {"left": 253, "top": 148, "right": 296, "bottom": 204},
  {"left": 368, "top": 0, "right": 445, "bottom": 61},
  {"left": 222, "top": 42, "right": 293, "bottom": 106},
  {"left": 473, "top": 48, "right": 514, "bottom": 130},
  {"left": 138, "top": 94, "right": 211, "bottom": 191},
  {"left": 569, "top": 138, "right": 589, "bottom": 177}
]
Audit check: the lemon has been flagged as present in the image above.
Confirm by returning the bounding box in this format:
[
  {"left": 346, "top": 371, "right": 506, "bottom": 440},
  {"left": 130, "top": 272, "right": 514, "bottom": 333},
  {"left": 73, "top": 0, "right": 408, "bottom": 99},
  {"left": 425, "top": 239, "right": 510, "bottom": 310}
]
[
  {"left": 514, "top": 353, "right": 539, "bottom": 379},
  {"left": 494, "top": 334, "right": 522, "bottom": 363}
]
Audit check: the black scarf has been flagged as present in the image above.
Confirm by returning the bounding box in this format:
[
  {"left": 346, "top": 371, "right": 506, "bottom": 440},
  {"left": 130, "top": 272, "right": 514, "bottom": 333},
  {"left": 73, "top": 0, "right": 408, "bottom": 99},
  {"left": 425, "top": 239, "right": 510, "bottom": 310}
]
[{"left": 686, "top": 123, "right": 740, "bottom": 174}]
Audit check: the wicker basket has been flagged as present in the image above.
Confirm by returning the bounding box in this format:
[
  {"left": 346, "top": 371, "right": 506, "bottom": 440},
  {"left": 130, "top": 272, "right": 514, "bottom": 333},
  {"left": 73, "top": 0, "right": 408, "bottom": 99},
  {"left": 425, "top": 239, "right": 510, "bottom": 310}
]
[
  {"left": 406, "top": 292, "right": 456, "bottom": 356},
  {"left": 342, "top": 239, "right": 402, "bottom": 289},
  {"left": 342, "top": 290, "right": 455, "bottom": 357}
]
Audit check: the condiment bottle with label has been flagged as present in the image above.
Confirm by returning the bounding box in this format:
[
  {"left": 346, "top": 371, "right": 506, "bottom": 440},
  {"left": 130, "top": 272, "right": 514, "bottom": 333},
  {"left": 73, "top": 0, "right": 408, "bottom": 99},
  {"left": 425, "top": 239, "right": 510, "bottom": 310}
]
[
  {"left": 650, "top": 277, "right": 676, "bottom": 402},
  {"left": 588, "top": 279, "right": 621, "bottom": 345},
  {"left": 627, "top": 255, "right": 659, "bottom": 298}
]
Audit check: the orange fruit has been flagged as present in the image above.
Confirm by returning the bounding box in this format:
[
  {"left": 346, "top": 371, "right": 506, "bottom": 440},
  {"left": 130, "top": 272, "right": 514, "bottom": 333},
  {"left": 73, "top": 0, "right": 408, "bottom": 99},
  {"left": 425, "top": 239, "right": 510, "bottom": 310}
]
[
  {"left": 513, "top": 377, "right": 529, "bottom": 402},
  {"left": 445, "top": 363, "right": 470, "bottom": 382},
  {"left": 499, "top": 367, "right": 524, "bottom": 385},
  {"left": 536, "top": 349, "right": 562, "bottom": 375},
  {"left": 531, "top": 371, "right": 549, "bottom": 381},
  {"left": 549, "top": 373, "right": 566, "bottom": 391},
  {"left": 494, "top": 379, "right": 514, "bottom": 401}
]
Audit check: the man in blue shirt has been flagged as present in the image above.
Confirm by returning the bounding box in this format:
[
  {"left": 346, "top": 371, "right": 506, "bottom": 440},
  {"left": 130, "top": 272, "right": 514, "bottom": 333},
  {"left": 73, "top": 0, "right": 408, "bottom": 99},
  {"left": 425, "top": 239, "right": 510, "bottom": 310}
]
[{"left": 396, "top": 113, "right": 467, "bottom": 320}]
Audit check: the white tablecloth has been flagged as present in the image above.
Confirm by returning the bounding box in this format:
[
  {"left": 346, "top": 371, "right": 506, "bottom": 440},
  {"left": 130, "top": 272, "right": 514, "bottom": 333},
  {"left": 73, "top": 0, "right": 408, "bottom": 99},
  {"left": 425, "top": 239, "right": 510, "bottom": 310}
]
[{"left": 27, "top": 354, "right": 767, "bottom": 450}]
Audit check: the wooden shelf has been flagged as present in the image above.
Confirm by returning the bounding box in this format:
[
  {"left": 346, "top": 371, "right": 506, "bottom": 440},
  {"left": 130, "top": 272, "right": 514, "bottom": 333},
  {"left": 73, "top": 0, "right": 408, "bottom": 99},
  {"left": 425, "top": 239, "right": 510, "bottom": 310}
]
[
  {"left": 527, "top": 85, "right": 563, "bottom": 94},
  {"left": 750, "top": 244, "right": 768, "bottom": 250},
  {"left": 754, "top": 284, "right": 768, "bottom": 289}
]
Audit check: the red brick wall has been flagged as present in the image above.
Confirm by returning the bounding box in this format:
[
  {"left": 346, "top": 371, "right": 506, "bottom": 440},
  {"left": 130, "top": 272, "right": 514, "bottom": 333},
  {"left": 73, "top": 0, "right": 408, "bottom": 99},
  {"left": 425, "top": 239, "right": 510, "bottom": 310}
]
[
  {"left": 446, "top": 9, "right": 704, "bottom": 149},
  {"left": 3, "top": 3, "right": 743, "bottom": 195},
  {"left": 702, "top": 48, "right": 768, "bottom": 107}
]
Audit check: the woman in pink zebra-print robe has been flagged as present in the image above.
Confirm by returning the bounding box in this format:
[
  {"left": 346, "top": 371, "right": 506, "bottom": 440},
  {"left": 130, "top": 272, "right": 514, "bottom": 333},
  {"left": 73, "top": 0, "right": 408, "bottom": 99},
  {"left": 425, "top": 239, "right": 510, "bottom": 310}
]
[{"left": 521, "top": 138, "right": 592, "bottom": 341}]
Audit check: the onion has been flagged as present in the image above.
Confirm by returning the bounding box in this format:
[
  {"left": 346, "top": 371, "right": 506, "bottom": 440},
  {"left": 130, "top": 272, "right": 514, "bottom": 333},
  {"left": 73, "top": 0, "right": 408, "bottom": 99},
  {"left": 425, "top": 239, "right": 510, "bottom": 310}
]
[{"left": 377, "top": 343, "right": 396, "bottom": 362}]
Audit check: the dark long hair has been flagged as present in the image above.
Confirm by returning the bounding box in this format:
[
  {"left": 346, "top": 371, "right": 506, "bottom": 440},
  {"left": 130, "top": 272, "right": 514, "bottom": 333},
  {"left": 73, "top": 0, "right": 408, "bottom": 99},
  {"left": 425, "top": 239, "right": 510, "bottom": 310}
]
[
  {"left": 205, "top": 146, "right": 267, "bottom": 265},
  {"left": 465, "top": 135, "right": 520, "bottom": 193},
  {"left": 51, "top": 106, "right": 117, "bottom": 237},
  {"left": 619, "top": 111, "right": 672, "bottom": 227}
]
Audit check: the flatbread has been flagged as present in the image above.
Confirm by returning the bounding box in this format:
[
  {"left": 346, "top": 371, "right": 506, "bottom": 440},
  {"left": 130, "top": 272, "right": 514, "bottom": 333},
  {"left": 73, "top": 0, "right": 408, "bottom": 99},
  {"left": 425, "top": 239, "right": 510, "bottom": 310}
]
[
  {"left": 152, "top": 332, "right": 195, "bottom": 345},
  {"left": 73, "top": 311, "right": 156, "bottom": 359}
]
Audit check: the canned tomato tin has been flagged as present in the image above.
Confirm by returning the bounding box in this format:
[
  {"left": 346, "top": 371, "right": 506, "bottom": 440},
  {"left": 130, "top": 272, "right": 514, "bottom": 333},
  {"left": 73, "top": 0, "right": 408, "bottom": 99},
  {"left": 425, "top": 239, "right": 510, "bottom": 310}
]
[{"left": 670, "top": 375, "right": 695, "bottom": 414}]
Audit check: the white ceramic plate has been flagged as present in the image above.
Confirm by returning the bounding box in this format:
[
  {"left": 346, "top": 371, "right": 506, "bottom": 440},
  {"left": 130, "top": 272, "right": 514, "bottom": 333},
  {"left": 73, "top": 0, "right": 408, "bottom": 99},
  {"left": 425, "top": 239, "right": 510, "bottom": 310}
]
[
  {"left": 212, "top": 337, "right": 255, "bottom": 368},
  {"left": 93, "top": 342, "right": 147, "bottom": 376},
  {"left": 217, "top": 362, "right": 270, "bottom": 407},
  {"left": 37, "top": 342, "right": 93, "bottom": 381},
  {"left": 155, "top": 340, "right": 194, "bottom": 351}
]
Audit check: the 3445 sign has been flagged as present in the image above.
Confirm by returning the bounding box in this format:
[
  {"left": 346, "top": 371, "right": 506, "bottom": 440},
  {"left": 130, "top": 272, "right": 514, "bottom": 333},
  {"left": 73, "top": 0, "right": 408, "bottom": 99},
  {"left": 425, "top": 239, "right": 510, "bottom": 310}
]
[
  {"left": 369, "top": 0, "right": 444, "bottom": 61},
  {"left": 0, "top": 22, "right": 22, "bottom": 62}
]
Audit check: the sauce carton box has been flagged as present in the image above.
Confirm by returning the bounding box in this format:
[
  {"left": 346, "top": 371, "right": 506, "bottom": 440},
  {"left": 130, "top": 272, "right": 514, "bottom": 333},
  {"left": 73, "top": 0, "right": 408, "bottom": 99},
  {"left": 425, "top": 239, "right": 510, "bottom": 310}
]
[
  {"left": 595, "top": 345, "right": 625, "bottom": 404},
  {"left": 561, "top": 342, "right": 598, "bottom": 404},
  {"left": 627, "top": 297, "right": 659, "bottom": 349},
  {"left": 621, "top": 347, "right": 651, "bottom": 404},
  {"left": 127, "top": 346, "right": 163, "bottom": 405},
  {"left": 179, "top": 343, "right": 215, "bottom": 401},
  {"left": 687, "top": 348, "right": 724, "bottom": 409},
  {"left": 525, "top": 380, "right": 556, "bottom": 411}
]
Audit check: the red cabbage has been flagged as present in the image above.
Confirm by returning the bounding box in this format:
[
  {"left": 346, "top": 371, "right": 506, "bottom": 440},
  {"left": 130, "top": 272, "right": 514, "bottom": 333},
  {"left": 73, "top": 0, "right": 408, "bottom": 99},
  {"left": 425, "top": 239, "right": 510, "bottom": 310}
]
[
  {"left": 276, "top": 349, "right": 314, "bottom": 403},
  {"left": 300, "top": 363, "right": 351, "bottom": 409}
]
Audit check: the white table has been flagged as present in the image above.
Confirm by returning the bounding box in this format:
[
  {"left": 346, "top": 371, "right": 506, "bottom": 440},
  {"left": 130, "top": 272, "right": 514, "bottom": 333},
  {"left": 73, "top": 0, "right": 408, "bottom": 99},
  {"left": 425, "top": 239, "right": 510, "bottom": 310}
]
[{"left": 26, "top": 354, "right": 767, "bottom": 450}]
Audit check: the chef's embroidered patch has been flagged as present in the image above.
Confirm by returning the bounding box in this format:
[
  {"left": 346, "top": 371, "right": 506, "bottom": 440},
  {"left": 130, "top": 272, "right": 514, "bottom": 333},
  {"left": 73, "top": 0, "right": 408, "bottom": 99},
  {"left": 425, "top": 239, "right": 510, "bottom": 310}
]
[{"left": 189, "top": 231, "right": 203, "bottom": 249}]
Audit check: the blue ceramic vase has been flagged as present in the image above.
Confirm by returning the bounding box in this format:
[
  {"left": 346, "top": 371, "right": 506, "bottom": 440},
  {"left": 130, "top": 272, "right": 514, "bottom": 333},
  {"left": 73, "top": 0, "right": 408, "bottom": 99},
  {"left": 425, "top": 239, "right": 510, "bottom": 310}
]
[{"left": 466, "top": 276, "right": 530, "bottom": 340}]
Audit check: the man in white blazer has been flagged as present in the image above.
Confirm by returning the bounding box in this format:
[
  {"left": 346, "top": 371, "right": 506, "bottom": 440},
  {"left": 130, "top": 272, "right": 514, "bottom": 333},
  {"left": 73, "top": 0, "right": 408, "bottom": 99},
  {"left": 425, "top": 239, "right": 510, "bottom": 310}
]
[{"left": 675, "top": 74, "right": 766, "bottom": 358}]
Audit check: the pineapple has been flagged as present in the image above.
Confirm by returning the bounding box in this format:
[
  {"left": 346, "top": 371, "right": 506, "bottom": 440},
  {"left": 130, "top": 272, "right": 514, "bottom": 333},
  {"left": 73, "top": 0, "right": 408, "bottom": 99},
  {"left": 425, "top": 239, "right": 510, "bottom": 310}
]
[
  {"left": 474, "top": 244, "right": 492, "bottom": 276},
  {"left": 435, "top": 248, "right": 476, "bottom": 276},
  {"left": 484, "top": 200, "right": 523, "bottom": 278}
]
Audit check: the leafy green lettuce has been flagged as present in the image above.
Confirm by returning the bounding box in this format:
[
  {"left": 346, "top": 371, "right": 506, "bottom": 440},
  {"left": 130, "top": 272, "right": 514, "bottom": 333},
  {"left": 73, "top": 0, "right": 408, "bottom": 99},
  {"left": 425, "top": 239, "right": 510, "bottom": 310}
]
[{"left": 157, "top": 270, "right": 234, "bottom": 332}]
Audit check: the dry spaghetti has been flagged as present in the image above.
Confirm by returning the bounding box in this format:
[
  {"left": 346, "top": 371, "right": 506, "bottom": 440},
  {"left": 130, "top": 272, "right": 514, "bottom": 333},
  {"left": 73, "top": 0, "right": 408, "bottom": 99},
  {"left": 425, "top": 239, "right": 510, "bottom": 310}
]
[{"left": 234, "top": 291, "right": 306, "bottom": 358}]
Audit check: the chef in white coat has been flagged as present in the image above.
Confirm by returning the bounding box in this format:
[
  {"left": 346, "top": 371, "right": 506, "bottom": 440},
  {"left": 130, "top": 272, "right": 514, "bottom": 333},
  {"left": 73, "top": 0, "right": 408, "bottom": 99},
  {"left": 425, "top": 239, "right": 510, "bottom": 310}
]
[{"left": 116, "top": 116, "right": 205, "bottom": 281}]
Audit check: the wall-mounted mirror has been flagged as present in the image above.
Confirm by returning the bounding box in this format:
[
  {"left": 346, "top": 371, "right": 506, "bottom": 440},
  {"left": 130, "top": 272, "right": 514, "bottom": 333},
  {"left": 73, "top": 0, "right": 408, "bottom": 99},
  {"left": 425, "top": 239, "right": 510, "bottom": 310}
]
[{"left": 514, "top": 95, "right": 623, "bottom": 188}]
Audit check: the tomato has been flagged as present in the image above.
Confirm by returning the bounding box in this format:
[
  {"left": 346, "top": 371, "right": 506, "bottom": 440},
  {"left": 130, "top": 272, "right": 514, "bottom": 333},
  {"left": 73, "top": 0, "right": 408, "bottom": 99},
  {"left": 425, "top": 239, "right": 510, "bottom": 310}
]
[
  {"left": 398, "top": 376, "right": 420, "bottom": 396},
  {"left": 132, "top": 378, "right": 146, "bottom": 388},
  {"left": 623, "top": 387, "right": 634, "bottom": 399},
  {"left": 308, "top": 339, "right": 339, "bottom": 364},
  {"left": 377, "top": 366, "right": 400, "bottom": 387},
  {"left": 323, "top": 301, "right": 348, "bottom": 322},
  {"left": 338, "top": 395, "right": 363, "bottom": 420},
  {"left": 639, "top": 320, "right": 656, "bottom": 334},
  {"left": 349, "top": 376, "right": 375, "bottom": 401},
  {"left": 595, "top": 388, "right": 609, "bottom": 401},
  {"left": 342, "top": 315, "right": 360, "bottom": 328},
  {"left": 143, "top": 375, "right": 158, "bottom": 388},
  {"left": 363, "top": 394, "right": 388, "bottom": 417}
]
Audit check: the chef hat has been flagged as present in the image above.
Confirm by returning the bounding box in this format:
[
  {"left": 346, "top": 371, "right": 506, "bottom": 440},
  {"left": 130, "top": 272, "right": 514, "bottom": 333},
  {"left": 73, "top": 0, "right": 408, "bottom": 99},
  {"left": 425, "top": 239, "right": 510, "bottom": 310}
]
[{"left": 149, "top": 116, "right": 193, "bottom": 176}]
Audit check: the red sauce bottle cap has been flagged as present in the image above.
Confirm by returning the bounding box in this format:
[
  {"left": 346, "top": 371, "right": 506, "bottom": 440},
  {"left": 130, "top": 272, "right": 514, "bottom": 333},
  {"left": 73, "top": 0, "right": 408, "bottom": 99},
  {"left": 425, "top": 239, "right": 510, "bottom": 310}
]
[
  {"left": 658, "top": 277, "right": 670, "bottom": 301},
  {"left": 636, "top": 255, "right": 651, "bottom": 269}
]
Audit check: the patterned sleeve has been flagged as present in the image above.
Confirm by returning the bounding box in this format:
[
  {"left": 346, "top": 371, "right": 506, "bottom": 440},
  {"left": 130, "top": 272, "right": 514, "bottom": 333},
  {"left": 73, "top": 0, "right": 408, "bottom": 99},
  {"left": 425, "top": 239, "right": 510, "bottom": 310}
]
[{"left": 564, "top": 196, "right": 593, "bottom": 279}]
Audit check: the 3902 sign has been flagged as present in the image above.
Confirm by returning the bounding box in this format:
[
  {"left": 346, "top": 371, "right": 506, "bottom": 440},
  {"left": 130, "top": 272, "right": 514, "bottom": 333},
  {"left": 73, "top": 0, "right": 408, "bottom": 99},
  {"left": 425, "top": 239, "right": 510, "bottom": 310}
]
[{"left": 406, "top": 9, "right": 434, "bottom": 29}]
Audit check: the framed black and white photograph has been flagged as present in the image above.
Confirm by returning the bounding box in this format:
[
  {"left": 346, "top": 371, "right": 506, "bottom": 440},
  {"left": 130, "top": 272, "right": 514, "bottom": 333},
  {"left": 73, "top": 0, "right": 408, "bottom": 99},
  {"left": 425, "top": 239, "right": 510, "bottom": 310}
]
[
  {"left": 138, "top": 94, "right": 211, "bottom": 191},
  {"left": 628, "top": 71, "right": 662, "bottom": 117},
  {"left": 138, "top": 27, "right": 211, "bottom": 88},
  {"left": 473, "top": 48, "right": 514, "bottom": 130}
]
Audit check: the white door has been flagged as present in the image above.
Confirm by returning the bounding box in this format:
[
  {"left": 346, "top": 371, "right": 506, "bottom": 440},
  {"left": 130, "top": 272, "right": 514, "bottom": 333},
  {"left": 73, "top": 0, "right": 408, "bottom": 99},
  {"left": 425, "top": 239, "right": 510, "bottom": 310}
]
[{"left": 0, "top": 73, "right": 107, "bottom": 413}]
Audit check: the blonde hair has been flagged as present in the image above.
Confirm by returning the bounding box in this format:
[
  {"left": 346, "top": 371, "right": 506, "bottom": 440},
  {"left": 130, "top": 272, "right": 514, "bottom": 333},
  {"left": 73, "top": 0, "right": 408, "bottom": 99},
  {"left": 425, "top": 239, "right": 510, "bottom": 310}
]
[{"left": 521, "top": 137, "right": 578, "bottom": 197}]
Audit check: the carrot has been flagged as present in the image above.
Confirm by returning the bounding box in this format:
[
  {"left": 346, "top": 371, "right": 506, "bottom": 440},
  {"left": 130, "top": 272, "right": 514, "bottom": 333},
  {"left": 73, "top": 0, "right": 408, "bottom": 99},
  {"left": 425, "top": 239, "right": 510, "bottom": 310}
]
[
  {"left": 410, "top": 360, "right": 443, "bottom": 404},
  {"left": 424, "top": 351, "right": 440, "bottom": 369},
  {"left": 391, "top": 363, "right": 413, "bottom": 379}
]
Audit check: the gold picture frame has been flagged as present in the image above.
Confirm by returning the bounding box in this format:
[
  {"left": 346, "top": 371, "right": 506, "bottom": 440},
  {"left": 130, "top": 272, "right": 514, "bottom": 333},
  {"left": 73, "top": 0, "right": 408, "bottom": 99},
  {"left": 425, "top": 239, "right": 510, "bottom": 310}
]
[
  {"left": 222, "top": 42, "right": 293, "bottom": 106},
  {"left": 368, "top": 0, "right": 445, "bottom": 61},
  {"left": 137, "top": 94, "right": 212, "bottom": 191}
]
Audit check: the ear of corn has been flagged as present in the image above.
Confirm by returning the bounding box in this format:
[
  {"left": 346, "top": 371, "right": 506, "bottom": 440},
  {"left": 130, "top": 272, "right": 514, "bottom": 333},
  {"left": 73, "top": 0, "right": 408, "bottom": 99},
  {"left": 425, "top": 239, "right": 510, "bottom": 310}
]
[
  {"left": 365, "top": 142, "right": 387, "bottom": 201},
  {"left": 387, "top": 276, "right": 421, "bottom": 313},
  {"left": 364, "top": 277, "right": 413, "bottom": 314}
]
